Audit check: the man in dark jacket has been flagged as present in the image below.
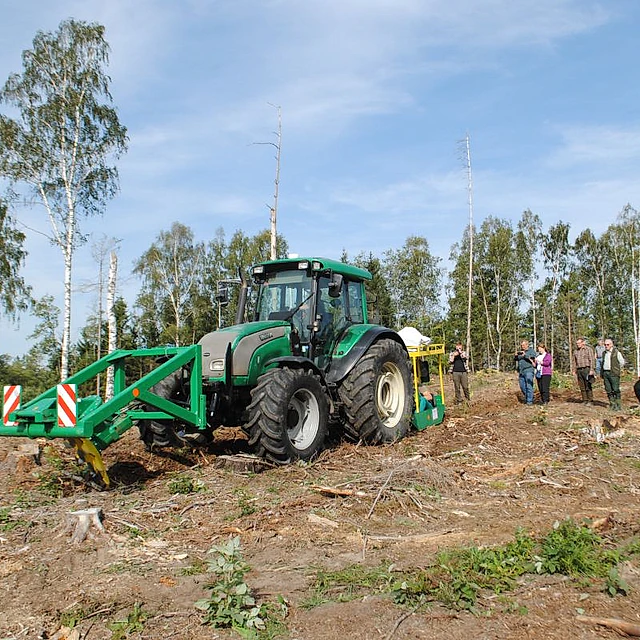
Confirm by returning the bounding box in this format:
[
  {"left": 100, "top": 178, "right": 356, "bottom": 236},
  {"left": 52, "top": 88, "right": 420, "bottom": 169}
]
[
  {"left": 514, "top": 340, "right": 536, "bottom": 406},
  {"left": 602, "top": 339, "right": 625, "bottom": 411}
]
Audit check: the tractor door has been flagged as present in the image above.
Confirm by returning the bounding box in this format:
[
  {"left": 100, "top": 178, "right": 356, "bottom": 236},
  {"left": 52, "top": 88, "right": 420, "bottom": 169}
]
[{"left": 313, "top": 276, "right": 365, "bottom": 369}]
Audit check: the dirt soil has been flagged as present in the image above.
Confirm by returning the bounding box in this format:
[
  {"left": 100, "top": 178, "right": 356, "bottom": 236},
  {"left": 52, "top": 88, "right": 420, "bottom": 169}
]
[{"left": 1, "top": 372, "right": 640, "bottom": 640}]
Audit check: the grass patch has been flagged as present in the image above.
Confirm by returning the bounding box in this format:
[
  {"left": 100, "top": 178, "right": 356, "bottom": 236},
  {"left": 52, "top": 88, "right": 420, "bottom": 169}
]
[
  {"left": 108, "top": 602, "right": 149, "bottom": 639},
  {"left": 301, "top": 562, "right": 398, "bottom": 608},
  {"left": 233, "top": 488, "right": 258, "bottom": 517},
  {"left": 180, "top": 557, "right": 208, "bottom": 576},
  {"left": 0, "top": 507, "right": 29, "bottom": 532},
  {"left": 304, "top": 520, "right": 639, "bottom": 614}
]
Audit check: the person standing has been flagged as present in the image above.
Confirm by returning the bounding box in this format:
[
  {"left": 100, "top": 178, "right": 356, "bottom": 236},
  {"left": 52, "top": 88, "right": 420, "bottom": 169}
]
[
  {"left": 602, "top": 339, "right": 625, "bottom": 411},
  {"left": 595, "top": 338, "right": 605, "bottom": 376},
  {"left": 515, "top": 340, "right": 536, "bottom": 406},
  {"left": 573, "top": 337, "right": 596, "bottom": 405},
  {"left": 449, "top": 342, "right": 470, "bottom": 404},
  {"left": 535, "top": 343, "right": 553, "bottom": 405}
]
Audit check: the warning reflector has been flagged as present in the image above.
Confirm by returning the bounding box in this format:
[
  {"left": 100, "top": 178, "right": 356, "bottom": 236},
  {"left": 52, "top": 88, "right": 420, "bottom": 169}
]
[
  {"left": 57, "top": 384, "right": 77, "bottom": 427},
  {"left": 3, "top": 385, "right": 21, "bottom": 426}
]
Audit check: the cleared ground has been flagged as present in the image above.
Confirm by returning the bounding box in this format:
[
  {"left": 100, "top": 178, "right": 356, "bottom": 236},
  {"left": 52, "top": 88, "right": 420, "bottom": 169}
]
[{"left": 1, "top": 371, "right": 639, "bottom": 639}]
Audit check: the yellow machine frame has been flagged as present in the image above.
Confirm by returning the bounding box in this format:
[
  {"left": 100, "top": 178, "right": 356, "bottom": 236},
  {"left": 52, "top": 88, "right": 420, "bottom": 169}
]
[{"left": 407, "top": 343, "right": 446, "bottom": 429}]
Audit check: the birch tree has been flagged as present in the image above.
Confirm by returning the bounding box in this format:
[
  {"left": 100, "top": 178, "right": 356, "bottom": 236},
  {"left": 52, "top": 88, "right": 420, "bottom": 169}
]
[
  {"left": 134, "top": 222, "right": 205, "bottom": 347},
  {"left": 541, "top": 222, "right": 571, "bottom": 359},
  {"left": 105, "top": 250, "right": 117, "bottom": 399},
  {"left": 0, "top": 200, "right": 31, "bottom": 318},
  {"left": 0, "top": 19, "right": 128, "bottom": 379},
  {"left": 384, "top": 236, "right": 442, "bottom": 334}
]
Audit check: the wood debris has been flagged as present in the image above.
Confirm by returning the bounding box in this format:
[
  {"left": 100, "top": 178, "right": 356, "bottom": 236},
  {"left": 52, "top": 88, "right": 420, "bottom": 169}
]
[
  {"left": 312, "top": 485, "right": 367, "bottom": 498},
  {"left": 576, "top": 615, "right": 640, "bottom": 636}
]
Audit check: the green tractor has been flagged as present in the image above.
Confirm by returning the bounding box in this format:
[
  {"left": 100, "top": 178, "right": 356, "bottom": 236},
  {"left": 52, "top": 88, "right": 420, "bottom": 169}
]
[
  {"left": 2, "top": 257, "right": 439, "bottom": 484},
  {"left": 143, "top": 256, "right": 414, "bottom": 463}
]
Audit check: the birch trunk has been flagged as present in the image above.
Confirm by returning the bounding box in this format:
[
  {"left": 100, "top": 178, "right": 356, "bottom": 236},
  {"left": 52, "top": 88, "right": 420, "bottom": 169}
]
[{"left": 105, "top": 251, "right": 118, "bottom": 400}]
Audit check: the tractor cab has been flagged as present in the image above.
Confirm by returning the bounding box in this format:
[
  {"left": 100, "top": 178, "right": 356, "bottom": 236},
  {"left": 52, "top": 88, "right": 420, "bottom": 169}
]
[{"left": 251, "top": 258, "right": 369, "bottom": 369}]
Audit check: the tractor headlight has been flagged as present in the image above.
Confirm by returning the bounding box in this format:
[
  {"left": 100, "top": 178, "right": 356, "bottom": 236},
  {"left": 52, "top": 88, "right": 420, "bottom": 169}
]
[{"left": 210, "top": 359, "right": 225, "bottom": 372}]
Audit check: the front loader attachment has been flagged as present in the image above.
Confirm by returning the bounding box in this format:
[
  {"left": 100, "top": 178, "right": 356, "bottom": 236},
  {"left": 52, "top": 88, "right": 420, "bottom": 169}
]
[{"left": 1, "top": 345, "right": 206, "bottom": 485}]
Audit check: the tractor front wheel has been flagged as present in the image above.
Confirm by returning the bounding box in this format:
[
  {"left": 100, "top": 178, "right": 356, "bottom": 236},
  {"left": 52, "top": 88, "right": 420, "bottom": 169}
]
[
  {"left": 245, "top": 368, "right": 329, "bottom": 464},
  {"left": 339, "top": 338, "right": 413, "bottom": 444}
]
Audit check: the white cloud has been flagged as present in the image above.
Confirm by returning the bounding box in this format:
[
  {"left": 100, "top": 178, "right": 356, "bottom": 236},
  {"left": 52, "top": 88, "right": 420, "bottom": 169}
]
[{"left": 547, "top": 125, "right": 640, "bottom": 169}]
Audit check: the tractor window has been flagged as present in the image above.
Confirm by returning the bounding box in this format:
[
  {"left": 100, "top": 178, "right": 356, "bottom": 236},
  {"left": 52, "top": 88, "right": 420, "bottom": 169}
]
[
  {"left": 255, "top": 270, "right": 313, "bottom": 341},
  {"left": 346, "top": 281, "right": 365, "bottom": 324}
]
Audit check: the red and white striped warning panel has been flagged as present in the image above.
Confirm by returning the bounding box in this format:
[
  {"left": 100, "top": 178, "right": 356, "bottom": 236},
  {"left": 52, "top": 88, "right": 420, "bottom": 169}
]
[
  {"left": 3, "top": 385, "right": 21, "bottom": 426},
  {"left": 57, "top": 384, "right": 77, "bottom": 427}
]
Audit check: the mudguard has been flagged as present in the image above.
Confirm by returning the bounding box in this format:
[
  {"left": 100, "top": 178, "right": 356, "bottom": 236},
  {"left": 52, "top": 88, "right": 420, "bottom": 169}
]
[{"left": 325, "top": 326, "right": 406, "bottom": 384}]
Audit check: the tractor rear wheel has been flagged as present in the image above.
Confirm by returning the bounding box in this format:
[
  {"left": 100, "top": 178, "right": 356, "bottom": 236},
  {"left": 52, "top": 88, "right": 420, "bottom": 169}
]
[
  {"left": 245, "top": 368, "right": 329, "bottom": 464},
  {"left": 339, "top": 338, "right": 413, "bottom": 444},
  {"left": 138, "top": 371, "right": 182, "bottom": 448}
]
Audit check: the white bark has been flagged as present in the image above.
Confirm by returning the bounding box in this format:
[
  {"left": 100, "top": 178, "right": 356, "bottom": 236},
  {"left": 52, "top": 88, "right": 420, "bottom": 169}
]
[{"left": 105, "top": 251, "right": 117, "bottom": 400}]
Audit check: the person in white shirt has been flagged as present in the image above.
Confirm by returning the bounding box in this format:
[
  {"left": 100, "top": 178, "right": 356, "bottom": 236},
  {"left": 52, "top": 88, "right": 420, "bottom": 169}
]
[{"left": 602, "top": 339, "right": 625, "bottom": 411}]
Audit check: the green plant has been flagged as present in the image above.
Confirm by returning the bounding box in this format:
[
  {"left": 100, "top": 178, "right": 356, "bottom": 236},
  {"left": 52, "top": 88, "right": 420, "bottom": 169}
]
[
  {"left": 59, "top": 603, "right": 96, "bottom": 629},
  {"left": 304, "top": 521, "right": 635, "bottom": 614},
  {"left": 42, "top": 445, "right": 65, "bottom": 470},
  {"left": 234, "top": 488, "right": 257, "bottom": 517},
  {"left": 167, "top": 475, "right": 206, "bottom": 495},
  {"left": 195, "top": 536, "right": 265, "bottom": 632},
  {"left": 180, "top": 558, "right": 208, "bottom": 576},
  {"left": 0, "top": 507, "right": 28, "bottom": 532},
  {"left": 34, "top": 471, "right": 65, "bottom": 498},
  {"left": 551, "top": 373, "right": 573, "bottom": 389},
  {"left": 605, "top": 566, "right": 629, "bottom": 596},
  {"left": 107, "top": 602, "right": 148, "bottom": 639},
  {"left": 535, "top": 519, "right": 612, "bottom": 577}
]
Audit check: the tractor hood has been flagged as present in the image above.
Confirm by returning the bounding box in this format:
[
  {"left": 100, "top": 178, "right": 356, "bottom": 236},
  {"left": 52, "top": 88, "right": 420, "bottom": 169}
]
[{"left": 198, "top": 321, "right": 290, "bottom": 381}]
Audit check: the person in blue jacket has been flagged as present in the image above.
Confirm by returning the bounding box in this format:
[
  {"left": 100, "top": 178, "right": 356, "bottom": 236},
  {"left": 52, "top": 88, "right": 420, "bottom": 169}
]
[
  {"left": 418, "top": 384, "right": 434, "bottom": 412},
  {"left": 514, "top": 339, "right": 536, "bottom": 406}
]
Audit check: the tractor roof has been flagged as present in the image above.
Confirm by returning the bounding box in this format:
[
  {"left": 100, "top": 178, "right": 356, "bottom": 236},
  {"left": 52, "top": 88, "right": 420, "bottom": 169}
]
[{"left": 256, "top": 257, "right": 372, "bottom": 281}]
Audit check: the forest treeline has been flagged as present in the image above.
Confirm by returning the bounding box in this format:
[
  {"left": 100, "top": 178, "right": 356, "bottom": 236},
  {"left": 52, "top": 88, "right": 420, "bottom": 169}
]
[
  {"left": 2, "top": 203, "right": 640, "bottom": 399},
  {"left": 1, "top": 19, "right": 639, "bottom": 399}
]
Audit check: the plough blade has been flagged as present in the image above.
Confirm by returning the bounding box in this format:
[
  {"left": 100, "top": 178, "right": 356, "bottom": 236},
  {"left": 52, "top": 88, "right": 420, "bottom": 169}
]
[{"left": 69, "top": 438, "right": 110, "bottom": 487}]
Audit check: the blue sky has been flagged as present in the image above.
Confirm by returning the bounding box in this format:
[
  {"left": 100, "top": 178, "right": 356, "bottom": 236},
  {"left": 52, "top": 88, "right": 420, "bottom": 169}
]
[{"left": 1, "top": 0, "right": 639, "bottom": 357}]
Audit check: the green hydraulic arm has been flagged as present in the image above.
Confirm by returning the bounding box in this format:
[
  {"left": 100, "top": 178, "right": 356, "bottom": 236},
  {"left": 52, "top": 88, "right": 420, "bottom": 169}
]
[{"left": 0, "top": 345, "right": 206, "bottom": 486}]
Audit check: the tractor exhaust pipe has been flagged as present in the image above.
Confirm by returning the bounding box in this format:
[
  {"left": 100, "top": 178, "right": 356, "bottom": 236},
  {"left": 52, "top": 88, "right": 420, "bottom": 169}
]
[{"left": 235, "top": 270, "right": 249, "bottom": 325}]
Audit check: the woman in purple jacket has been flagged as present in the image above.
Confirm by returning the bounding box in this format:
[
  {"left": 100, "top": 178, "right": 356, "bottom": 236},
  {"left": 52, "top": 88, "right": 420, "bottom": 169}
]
[{"left": 535, "top": 343, "right": 553, "bottom": 405}]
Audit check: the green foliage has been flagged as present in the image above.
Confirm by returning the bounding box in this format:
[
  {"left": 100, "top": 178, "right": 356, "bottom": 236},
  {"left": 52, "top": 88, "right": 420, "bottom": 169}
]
[
  {"left": 534, "top": 518, "right": 614, "bottom": 577},
  {"left": 0, "top": 18, "right": 128, "bottom": 377},
  {"left": 234, "top": 488, "right": 257, "bottom": 517},
  {"left": 59, "top": 603, "right": 100, "bottom": 629},
  {"left": 384, "top": 235, "right": 443, "bottom": 333},
  {"left": 107, "top": 602, "right": 148, "bottom": 639},
  {"left": 167, "top": 475, "right": 206, "bottom": 495},
  {"left": 180, "top": 558, "right": 208, "bottom": 576},
  {"left": 305, "top": 521, "right": 637, "bottom": 614},
  {"left": 0, "top": 507, "right": 29, "bottom": 532},
  {"left": 349, "top": 251, "right": 396, "bottom": 328},
  {"left": 0, "top": 201, "right": 30, "bottom": 319},
  {"left": 195, "top": 536, "right": 266, "bottom": 632}
]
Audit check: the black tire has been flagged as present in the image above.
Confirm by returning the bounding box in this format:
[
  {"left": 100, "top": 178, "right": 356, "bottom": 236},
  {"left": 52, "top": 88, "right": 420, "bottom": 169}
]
[
  {"left": 138, "top": 371, "right": 182, "bottom": 448},
  {"left": 245, "top": 368, "right": 329, "bottom": 464},
  {"left": 339, "top": 338, "right": 413, "bottom": 444}
]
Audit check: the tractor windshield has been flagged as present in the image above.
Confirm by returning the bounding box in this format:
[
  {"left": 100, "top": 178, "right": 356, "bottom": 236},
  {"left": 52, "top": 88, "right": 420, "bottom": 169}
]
[{"left": 255, "top": 270, "right": 313, "bottom": 342}]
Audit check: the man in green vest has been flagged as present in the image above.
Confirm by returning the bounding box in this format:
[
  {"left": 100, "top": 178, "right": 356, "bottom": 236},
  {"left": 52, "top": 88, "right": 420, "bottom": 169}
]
[{"left": 602, "top": 339, "right": 625, "bottom": 411}]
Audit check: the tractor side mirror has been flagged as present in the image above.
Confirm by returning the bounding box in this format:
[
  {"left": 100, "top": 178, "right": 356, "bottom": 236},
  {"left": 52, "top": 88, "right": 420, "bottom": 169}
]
[
  {"left": 328, "top": 273, "right": 343, "bottom": 298},
  {"left": 215, "top": 283, "right": 229, "bottom": 307}
]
